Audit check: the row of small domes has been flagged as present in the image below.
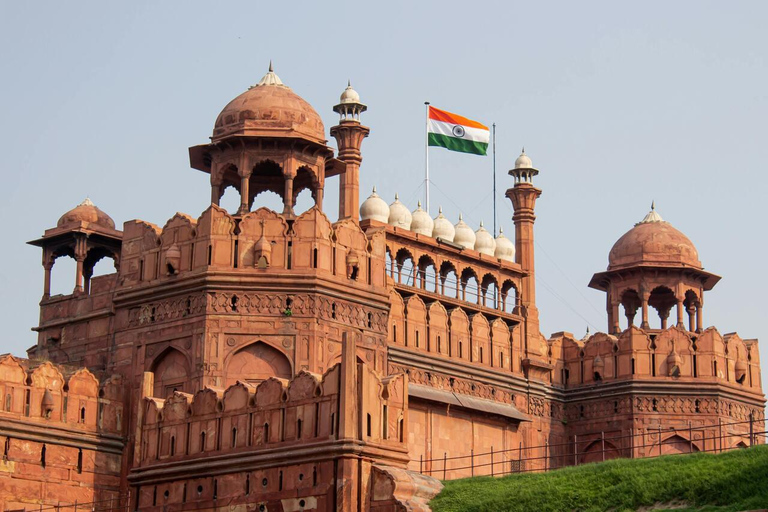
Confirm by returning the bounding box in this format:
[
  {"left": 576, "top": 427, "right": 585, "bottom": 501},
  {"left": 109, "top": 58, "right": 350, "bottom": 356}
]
[{"left": 361, "top": 188, "right": 515, "bottom": 262}]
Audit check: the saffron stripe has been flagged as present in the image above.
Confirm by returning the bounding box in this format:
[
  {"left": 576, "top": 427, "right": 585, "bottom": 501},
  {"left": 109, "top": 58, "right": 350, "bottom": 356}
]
[
  {"left": 428, "top": 106, "right": 488, "bottom": 131},
  {"left": 428, "top": 133, "right": 488, "bottom": 155}
]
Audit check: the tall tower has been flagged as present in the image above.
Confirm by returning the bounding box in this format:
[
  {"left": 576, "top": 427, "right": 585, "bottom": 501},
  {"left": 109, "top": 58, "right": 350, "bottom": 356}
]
[
  {"left": 331, "top": 82, "right": 369, "bottom": 223},
  {"left": 505, "top": 149, "right": 542, "bottom": 334}
]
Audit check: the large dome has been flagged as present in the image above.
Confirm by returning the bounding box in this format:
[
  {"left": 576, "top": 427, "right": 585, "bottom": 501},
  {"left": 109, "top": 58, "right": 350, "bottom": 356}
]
[
  {"left": 212, "top": 65, "right": 325, "bottom": 143},
  {"left": 608, "top": 206, "right": 701, "bottom": 270},
  {"left": 57, "top": 198, "right": 115, "bottom": 230}
]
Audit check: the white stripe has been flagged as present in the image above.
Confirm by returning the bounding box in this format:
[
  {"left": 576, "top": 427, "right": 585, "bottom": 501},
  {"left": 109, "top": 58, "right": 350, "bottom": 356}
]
[{"left": 427, "top": 119, "right": 490, "bottom": 144}]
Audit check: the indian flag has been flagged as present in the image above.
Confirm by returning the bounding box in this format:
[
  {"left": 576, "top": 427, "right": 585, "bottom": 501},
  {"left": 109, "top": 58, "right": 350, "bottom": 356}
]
[{"left": 428, "top": 106, "right": 490, "bottom": 156}]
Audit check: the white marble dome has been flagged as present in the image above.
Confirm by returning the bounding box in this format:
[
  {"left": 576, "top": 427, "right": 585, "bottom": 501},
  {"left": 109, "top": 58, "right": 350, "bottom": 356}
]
[
  {"left": 474, "top": 221, "right": 496, "bottom": 256},
  {"left": 514, "top": 148, "right": 533, "bottom": 169},
  {"left": 388, "top": 194, "right": 412, "bottom": 229},
  {"left": 494, "top": 227, "right": 515, "bottom": 262},
  {"left": 431, "top": 207, "right": 455, "bottom": 241},
  {"left": 360, "top": 187, "right": 389, "bottom": 223},
  {"left": 339, "top": 81, "right": 361, "bottom": 104},
  {"left": 410, "top": 201, "right": 434, "bottom": 236},
  {"left": 453, "top": 214, "right": 476, "bottom": 250}
]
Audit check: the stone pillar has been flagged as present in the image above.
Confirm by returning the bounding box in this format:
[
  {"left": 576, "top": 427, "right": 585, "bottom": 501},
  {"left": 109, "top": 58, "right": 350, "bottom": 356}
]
[
  {"left": 676, "top": 299, "right": 685, "bottom": 328},
  {"left": 660, "top": 309, "right": 669, "bottom": 330},
  {"left": 687, "top": 305, "right": 696, "bottom": 332},
  {"left": 283, "top": 175, "right": 295, "bottom": 216},
  {"left": 611, "top": 301, "right": 621, "bottom": 334},
  {"left": 696, "top": 304, "right": 703, "bottom": 333},
  {"left": 238, "top": 174, "right": 249, "bottom": 215},
  {"left": 43, "top": 261, "right": 53, "bottom": 299},
  {"left": 74, "top": 256, "right": 85, "bottom": 295},
  {"left": 640, "top": 297, "right": 650, "bottom": 330},
  {"left": 315, "top": 186, "right": 324, "bottom": 210},
  {"left": 210, "top": 183, "right": 221, "bottom": 206}
]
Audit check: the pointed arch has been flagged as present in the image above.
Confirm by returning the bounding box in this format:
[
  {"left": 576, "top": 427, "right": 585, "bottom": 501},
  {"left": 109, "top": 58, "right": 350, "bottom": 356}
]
[
  {"left": 225, "top": 341, "right": 292, "bottom": 387},
  {"left": 150, "top": 347, "right": 191, "bottom": 398}
]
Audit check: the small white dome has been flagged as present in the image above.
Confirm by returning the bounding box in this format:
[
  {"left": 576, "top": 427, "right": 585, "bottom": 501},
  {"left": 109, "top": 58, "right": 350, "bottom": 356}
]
[
  {"left": 388, "top": 193, "right": 412, "bottom": 229},
  {"left": 453, "top": 214, "right": 476, "bottom": 250},
  {"left": 514, "top": 148, "right": 533, "bottom": 169},
  {"left": 339, "top": 80, "right": 361, "bottom": 104},
  {"left": 360, "top": 187, "right": 389, "bottom": 223},
  {"left": 431, "top": 207, "right": 455, "bottom": 241},
  {"left": 494, "top": 227, "right": 515, "bottom": 262},
  {"left": 474, "top": 221, "right": 496, "bottom": 256},
  {"left": 410, "top": 201, "right": 434, "bottom": 236}
]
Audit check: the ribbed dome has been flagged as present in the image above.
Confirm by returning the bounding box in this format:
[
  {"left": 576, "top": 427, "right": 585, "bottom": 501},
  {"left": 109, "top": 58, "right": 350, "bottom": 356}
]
[
  {"left": 388, "top": 194, "right": 412, "bottom": 229},
  {"left": 453, "top": 214, "right": 476, "bottom": 250},
  {"left": 360, "top": 187, "right": 389, "bottom": 223},
  {"left": 57, "top": 198, "right": 115, "bottom": 230},
  {"left": 431, "top": 207, "right": 455, "bottom": 241},
  {"left": 213, "top": 64, "right": 325, "bottom": 143},
  {"left": 494, "top": 227, "right": 515, "bottom": 262},
  {"left": 474, "top": 221, "right": 496, "bottom": 256},
  {"left": 410, "top": 201, "right": 434, "bottom": 236},
  {"left": 608, "top": 205, "right": 701, "bottom": 271}
]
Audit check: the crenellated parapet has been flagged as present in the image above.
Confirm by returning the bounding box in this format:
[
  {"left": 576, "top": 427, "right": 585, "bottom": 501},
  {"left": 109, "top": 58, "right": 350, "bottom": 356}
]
[
  {"left": 553, "top": 325, "right": 762, "bottom": 392},
  {"left": 0, "top": 356, "right": 124, "bottom": 511}
]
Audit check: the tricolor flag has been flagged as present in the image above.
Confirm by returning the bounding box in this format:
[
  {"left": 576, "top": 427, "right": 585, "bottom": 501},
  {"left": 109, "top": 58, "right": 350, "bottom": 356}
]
[{"left": 427, "top": 106, "right": 490, "bottom": 156}]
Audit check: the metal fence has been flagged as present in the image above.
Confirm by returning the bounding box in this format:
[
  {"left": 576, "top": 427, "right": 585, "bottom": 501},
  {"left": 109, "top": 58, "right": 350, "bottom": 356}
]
[
  {"left": 415, "top": 416, "right": 766, "bottom": 480},
  {"left": 12, "top": 494, "right": 131, "bottom": 512}
]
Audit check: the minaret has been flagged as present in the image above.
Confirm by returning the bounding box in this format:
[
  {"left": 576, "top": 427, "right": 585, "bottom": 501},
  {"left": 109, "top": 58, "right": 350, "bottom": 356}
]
[
  {"left": 505, "top": 149, "right": 542, "bottom": 332},
  {"left": 331, "top": 81, "right": 369, "bottom": 223}
]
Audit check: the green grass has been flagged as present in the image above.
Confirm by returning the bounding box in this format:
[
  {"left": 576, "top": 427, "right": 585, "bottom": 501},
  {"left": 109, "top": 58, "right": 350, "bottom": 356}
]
[{"left": 430, "top": 445, "right": 768, "bottom": 512}]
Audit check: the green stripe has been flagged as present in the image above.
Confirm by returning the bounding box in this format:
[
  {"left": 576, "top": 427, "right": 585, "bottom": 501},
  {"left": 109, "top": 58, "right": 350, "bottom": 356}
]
[{"left": 428, "top": 133, "right": 488, "bottom": 156}]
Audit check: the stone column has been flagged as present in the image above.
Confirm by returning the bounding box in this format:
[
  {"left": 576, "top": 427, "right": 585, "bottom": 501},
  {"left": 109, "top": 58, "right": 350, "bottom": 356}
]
[
  {"left": 640, "top": 297, "right": 650, "bottom": 330},
  {"left": 696, "top": 304, "right": 703, "bottom": 333},
  {"left": 283, "top": 175, "right": 295, "bottom": 216},
  {"left": 676, "top": 299, "right": 685, "bottom": 328},
  {"left": 315, "top": 186, "right": 324, "bottom": 210},
  {"left": 210, "top": 183, "right": 221, "bottom": 206},
  {"left": 43, "top": 261, "right": 53, "bottom": 299},
  {"left": 687, "top": 305, "right": 696, "bottom": 332},
  {"left": 611, "top": 301, "right": 621, "bottom": 334},
  {"left": 74, "top": 256, "right": 85, "bottom": 295},
  {"left": 238, "top": 174, "right": 249, "bottom": 215}
]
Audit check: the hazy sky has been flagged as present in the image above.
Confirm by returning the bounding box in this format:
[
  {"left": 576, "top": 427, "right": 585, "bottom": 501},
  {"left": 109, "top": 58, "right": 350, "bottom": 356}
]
[{"left": 1, "top": 2, "right": 766, "bottom": 379}]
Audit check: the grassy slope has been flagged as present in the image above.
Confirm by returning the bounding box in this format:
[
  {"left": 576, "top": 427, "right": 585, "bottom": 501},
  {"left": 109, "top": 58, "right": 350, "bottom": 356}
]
[{"left": 430, "top": 445, "right": 768, "bottom": 512}]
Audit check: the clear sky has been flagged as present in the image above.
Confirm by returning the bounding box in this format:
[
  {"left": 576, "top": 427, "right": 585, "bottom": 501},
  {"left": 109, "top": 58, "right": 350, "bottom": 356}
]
[{"left": 1, "top": 1, "right": 766, "bottom": 379}]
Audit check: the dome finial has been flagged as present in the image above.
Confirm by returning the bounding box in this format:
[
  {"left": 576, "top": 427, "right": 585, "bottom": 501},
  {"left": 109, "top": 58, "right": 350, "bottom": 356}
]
[
  {"left": 438, "top": 206, "right": 443, "bottom": 214},
  {"left": 395, "top": 193, "right": 399, "bottom": 201},
  {"left": 522, "top": 146, "right": 525, "bottom": 154},
  {"left": 269, "top": 60, "right": 273, "bottom": 72},
  {"left": 348, "top": 79, "right": 351, "bottom": 87},
  {"left": 651, "top": 200, "right": 655, "bottom": 210},
  {"left": 372, "top": 186, "right": 377, "bottom": 193},
  {"left": 459, "top": 213, "right": 463, "bottom": 221}
]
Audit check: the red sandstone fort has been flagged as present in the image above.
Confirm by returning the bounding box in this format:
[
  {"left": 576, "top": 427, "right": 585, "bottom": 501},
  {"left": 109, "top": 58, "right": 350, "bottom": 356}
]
[{"left": 0, "top": 66, "right": 763, "bottom": 511}]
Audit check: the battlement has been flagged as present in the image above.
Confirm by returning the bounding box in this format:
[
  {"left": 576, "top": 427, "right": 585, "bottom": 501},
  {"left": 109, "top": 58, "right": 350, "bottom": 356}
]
[
  {"left": 550, "top": 326, "right": 762, "bottom": 393},
  {"left": 0, "top": 356, "right": 124, "bottom": 511},
  {"left": 119, "top": 205, "right": 388, "bottom": 294}
]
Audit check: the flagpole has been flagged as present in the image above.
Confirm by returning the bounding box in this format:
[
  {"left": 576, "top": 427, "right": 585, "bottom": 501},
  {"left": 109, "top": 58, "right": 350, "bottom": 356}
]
[
  {"left": 492, "top": 122, "right": 497, "bottom": 236},
  {"left": 424, "top": 101, "right": 430, "bottom": 215}
]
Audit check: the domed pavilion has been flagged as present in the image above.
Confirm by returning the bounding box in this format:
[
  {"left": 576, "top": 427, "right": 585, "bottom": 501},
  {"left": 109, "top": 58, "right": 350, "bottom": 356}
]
[{"left": 589, "top": 204, "right": 721, "bottom": 333}]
